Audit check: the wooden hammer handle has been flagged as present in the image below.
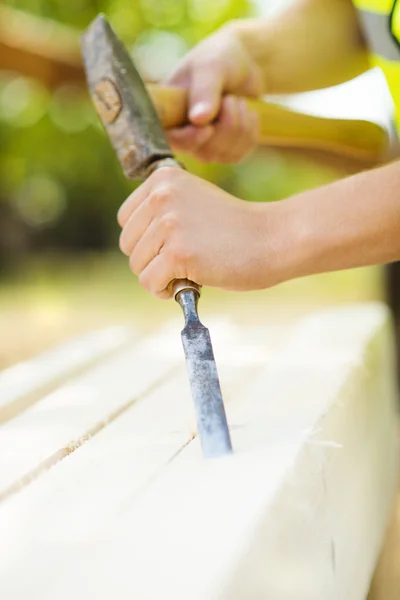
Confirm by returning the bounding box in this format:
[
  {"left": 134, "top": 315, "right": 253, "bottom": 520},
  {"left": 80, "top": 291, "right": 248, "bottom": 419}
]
[{"left": 147, "top": 84, "right": 388, "bottom": 164}]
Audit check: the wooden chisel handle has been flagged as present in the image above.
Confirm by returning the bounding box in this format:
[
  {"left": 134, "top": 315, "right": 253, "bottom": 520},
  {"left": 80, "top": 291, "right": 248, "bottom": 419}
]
[{"left": 147, "top": 84, "right": 388, "bottom": 164}]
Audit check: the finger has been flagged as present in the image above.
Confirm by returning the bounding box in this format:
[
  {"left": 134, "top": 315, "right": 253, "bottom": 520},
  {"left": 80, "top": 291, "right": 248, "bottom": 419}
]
[
  {"left": 128, "top": 219, "right": 164, "bottom": 275},
  {"left": 166, "top": 125, "right": 214, "bottom": 153},
  {"left": 138, "top": 253, "right": 174, "bottom": 300},
  {"left": 197, "top": 98, "right": 259, "bottom": 163},
  {"left": 167, "top": 61, "right": 190, "bottom": 88},
  {"left": 119, "top": 196, "right": 154, "bottom": 257},
  {"left": 117, "top": 182, "right": 150, "bottom": 228},
  {"left": 196, "top": 95, "right": 240, "bottom": 162},
  {"left": 188, "top": 66, "right": 223, "bottom": 127},
  {"left": 226, "top": 99, "right": 259, "bottom": 161},
  {"left": 117, "top": 167, "right": 176, "bottom": 228}
]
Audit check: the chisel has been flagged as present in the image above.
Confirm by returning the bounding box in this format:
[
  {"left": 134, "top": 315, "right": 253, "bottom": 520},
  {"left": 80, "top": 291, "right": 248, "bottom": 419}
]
[{"left": 81, "top": 15, "right": 232, "bottom": 458}]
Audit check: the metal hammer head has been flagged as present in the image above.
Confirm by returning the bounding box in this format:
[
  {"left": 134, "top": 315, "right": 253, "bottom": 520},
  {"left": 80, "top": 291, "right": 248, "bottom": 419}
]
[{"left": 81, "top": 15, "right": 173, "bottom": 180}]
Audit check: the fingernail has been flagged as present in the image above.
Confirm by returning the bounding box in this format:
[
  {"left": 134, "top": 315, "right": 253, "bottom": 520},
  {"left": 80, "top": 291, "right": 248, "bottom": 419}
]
[{"left": 190, "top": 102, "right": 211, "bottom": 122}]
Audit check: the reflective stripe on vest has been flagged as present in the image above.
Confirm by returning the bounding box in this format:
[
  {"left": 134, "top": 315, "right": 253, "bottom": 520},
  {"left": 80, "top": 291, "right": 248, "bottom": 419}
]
[{"left": 353, "top": 0, "right": 400, "bottom": 130}]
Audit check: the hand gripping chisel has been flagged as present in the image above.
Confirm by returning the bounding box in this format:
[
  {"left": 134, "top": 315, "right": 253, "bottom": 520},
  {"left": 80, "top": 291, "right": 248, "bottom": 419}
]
[{"left": 81, "top": 15, "right": 232, "bottom": 458}]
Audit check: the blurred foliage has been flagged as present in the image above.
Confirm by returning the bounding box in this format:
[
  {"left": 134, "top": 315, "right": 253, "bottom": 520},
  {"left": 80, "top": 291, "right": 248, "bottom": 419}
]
[
  {"left": 2, "top": 0, "right": 251, "bottom": 36},
  {"left": 0, "top": 0, "right": 337, "bottom": 271}
]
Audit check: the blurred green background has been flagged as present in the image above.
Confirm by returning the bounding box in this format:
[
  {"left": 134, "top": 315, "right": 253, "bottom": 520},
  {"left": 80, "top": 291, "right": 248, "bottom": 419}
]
[{"left": 0, "top": 0, "right": 384, "bottom": 368}]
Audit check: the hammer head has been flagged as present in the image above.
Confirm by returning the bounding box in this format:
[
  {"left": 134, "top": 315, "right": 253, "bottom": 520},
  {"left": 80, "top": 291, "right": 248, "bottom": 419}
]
[{"left": 81, "top": 15, "right": 173, "bottom": 180}]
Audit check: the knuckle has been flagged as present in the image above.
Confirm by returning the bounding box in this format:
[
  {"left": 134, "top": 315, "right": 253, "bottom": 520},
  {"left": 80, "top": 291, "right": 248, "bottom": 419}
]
[
  {"left": 162, "top": 213, "right": 179, "bottom": 234},
  {"left": 170, "top": 240, "right": 191, "bottom": 266},
  {"left": 148, "top": 187, "right": 170, "bottom": 209}
]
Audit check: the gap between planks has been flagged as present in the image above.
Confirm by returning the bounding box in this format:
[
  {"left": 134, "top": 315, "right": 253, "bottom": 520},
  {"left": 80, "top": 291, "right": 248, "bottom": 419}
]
[
  {"left": 0, "top": 328, "right": 181, "bottom": 504},
  {"left": 0, "top": 369, "right": 177, "bottom": 503},
  {"left": 0, "top": 326, "right": 133, "bottom": 425}
]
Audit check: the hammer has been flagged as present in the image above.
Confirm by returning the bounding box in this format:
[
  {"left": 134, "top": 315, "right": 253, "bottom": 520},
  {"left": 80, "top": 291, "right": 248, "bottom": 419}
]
[{"left": 81, "top": 15, "right": 232, "bottom": 459}]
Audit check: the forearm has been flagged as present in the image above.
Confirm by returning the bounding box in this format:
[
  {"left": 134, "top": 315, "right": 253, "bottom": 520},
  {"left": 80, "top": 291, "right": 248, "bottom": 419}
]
[
  {"left": 231, "top": 0, "right": 369, "bottom": 94},
  {"left": 277, "top": 161, "right": 400, "bottom": 283}
]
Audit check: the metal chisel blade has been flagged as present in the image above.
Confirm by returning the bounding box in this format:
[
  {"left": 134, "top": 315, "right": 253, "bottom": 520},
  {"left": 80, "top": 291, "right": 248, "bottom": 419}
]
[
  {"left": 177, "top": 292, "right": 232, "bottom": 458},
  {"left": 182, "top": 326, "right": 232, "bottom": 457}
]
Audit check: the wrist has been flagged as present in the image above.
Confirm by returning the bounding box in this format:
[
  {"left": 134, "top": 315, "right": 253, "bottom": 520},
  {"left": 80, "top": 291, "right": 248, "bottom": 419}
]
[
  {"left": 225, "top": 19, "right": 274, "bottom": 94},
  {"left": 269, "top": 188, "right": 343, "bottom": 284},
  {"left": 250, "top": 199, "right": 304, "bottom": 289}
]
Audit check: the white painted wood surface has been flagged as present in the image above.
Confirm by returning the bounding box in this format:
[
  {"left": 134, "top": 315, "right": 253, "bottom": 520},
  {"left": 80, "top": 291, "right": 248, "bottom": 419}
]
[
  {"left": 0, "top": 304, "right": 398, "bottom": 600},
  {"left": 0, "top": 325, "right": 132, "bottom": 423}
]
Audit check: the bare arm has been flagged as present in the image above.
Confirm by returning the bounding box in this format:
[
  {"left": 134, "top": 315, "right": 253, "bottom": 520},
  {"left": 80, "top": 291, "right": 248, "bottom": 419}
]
[
  {"left": 166, "top": 0, "right": 370, "bottom": 162},
  {"left": 232, "top": 0, "right": 370, "bottom": 94},
  {"left": 117, "top": 161, "right": 400, "bottom": 299},
  {"left": 278, "top": 161, "right": 400, "bottom": 282}
]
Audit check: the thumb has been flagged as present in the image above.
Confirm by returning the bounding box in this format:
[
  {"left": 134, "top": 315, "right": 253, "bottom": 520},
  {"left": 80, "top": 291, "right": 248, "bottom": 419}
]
[{"left": 188, "top": 68, "right": 223, "bottom": 126}]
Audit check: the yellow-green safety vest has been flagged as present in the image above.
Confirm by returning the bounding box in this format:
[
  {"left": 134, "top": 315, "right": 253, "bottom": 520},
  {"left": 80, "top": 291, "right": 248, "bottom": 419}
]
[{"left": 353, "top": 0, "right": 400, "bottom": 128}]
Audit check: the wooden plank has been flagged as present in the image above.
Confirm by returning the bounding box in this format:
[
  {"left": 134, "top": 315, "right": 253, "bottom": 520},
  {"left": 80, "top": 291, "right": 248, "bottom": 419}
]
[
  {"left": 0, "top": 318, "right": 273, "bottom": 502},
  {"left": 0, "top": 326, "right": 181, "bottom": 501},
  {"left": 0, "top": 326, "right": 132, "bottom": 423},
  {"left": 0, "top": 318, "right": 278, "bottom": 598},
  {"left": 0, "top": 303, "right": 391, "bottom": 600},
  {"left": 0, "top": 363, "right": 256, "bottom": 575}
]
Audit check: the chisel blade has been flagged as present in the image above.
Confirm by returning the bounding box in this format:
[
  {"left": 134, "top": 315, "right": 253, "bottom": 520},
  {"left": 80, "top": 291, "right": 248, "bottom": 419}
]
[{"left": 177, "top": 291, "right": 232, "bottom": 458}]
